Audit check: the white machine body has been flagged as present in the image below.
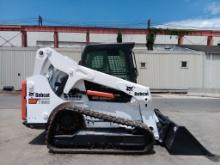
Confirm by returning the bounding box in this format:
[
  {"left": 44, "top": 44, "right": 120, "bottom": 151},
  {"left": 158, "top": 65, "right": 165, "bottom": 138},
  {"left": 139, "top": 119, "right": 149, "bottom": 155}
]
[{"left": 24, "top": 47, "right": 159, "bottom": 140}]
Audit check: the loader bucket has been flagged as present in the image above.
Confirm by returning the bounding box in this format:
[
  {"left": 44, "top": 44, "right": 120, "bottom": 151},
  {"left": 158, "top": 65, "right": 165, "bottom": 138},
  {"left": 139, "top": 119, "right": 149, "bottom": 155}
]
[{"left": 154, "top": 109, "right": 214, "bottom": 156}]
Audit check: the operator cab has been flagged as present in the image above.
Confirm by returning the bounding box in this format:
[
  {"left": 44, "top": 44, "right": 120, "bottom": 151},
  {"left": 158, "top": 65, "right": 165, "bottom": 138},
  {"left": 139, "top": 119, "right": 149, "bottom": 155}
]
[{"left": 79, "top": 43, "right": 138, "bottom": 83}]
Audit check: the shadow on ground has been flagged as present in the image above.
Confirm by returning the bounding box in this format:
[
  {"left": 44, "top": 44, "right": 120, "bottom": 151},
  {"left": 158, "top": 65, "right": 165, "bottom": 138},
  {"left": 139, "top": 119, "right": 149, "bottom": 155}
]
[
  {"left": 29, "top": 131, "right": 46, "bottom": 145},
  {"left": 28, "top": 131, "right": 219, "bottom": 162}
]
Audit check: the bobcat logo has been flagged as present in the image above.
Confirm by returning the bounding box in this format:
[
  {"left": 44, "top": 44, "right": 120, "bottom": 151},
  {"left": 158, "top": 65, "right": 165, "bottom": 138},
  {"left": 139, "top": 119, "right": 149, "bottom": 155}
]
[
  {"left": 29, "top": 92, "right": 34, "bottom": 97},
  {"left": 126, "top": 86, "right": 134, "bottom": 91}
]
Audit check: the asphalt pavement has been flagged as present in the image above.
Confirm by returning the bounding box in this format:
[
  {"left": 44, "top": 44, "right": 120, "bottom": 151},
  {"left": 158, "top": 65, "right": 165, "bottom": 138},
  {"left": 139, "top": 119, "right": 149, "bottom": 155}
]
[{"left": 0, "top": 94, "right": 220, "bottom": 165}]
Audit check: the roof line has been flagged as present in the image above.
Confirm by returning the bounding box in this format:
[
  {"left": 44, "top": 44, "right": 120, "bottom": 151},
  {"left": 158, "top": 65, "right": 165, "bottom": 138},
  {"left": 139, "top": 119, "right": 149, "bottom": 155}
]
[{"left": 1, "top": 24, "right": 220, "bottom": 36}]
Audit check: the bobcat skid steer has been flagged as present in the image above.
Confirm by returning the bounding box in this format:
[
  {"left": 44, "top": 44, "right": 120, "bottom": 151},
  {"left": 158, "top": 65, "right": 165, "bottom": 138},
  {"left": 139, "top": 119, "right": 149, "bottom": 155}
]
[{"left": 21, "top": 46, "right": 213, "bottom": 155}]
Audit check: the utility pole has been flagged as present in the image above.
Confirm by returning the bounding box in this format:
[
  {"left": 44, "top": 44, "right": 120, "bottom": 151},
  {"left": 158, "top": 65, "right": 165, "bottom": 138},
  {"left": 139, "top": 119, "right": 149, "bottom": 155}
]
[
  {"left": 38, "top": 16, "right": 43, "bottom": 26},
  {"left": 147, "top": 19, "right": 151, "bottom": 29}
]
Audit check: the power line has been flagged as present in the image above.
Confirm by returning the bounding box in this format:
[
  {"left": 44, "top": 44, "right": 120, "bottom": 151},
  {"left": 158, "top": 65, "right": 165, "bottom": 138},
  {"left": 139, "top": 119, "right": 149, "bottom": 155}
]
[
  {"left": 1, "top": 17, "right": 220, "bottom": 30},
  {"left": 0, "top": 17, "right": 148, "bottom": 28}
]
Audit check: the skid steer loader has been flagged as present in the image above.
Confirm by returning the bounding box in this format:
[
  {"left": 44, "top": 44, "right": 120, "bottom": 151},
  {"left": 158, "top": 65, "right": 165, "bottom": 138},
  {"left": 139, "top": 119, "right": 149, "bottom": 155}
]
[{"left": 21, "top": 44, "right": 213, "bottom": 156}]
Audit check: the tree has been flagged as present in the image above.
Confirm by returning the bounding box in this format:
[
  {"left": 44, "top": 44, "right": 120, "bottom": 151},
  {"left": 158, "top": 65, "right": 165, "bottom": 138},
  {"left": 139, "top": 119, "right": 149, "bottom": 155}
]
[
  {"left": 146, "top": 32, "right": 156, "bottom": 50},
  {"left": 117, "top": 31, "right": 122, "bottom": 43}
]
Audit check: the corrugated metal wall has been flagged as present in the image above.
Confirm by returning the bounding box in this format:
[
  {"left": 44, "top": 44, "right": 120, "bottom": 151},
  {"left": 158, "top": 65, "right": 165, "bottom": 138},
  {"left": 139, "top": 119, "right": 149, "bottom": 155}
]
[
  {"left": 134, "top": 50, "right": 204, "bottom": 89},
  {"left": 0, "top": 48, "right": 35, "bottom": 90},
  {"left": 204, "top": 54, "right": 220, "bottom": 88},
  {"left": 1, "top": 47, "right": 218, "bottom": 91},
  {"left": 0, "top": 47, "right": 82, "bottom": 90}
]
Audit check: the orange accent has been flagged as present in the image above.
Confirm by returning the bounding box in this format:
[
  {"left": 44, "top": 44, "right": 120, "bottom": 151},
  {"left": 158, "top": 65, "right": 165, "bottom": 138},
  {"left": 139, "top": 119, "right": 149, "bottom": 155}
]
[
  {"left": 21, "top": 80, "right": 27, "bottom": 121},
  {"left": 86, "top": 90, "right": 114, "bottom": 99},
  {"left": 28, "top": 98, "right": 39, "bottom": 104}
]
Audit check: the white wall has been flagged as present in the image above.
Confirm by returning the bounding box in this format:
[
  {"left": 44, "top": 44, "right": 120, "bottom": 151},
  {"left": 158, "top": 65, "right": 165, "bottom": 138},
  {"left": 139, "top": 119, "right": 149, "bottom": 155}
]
[
  {"left": 155, "top": 35, "right": 178, "bottom": 44},
  {"left": 183, "top": 36, "right": 207, "bottom": 45},
  {"left": 58, "top": 33, "right": 86, "bottom": 48},
  {"left": 1, "top": 47, "right": 219, "bottom": 91},
  {"left": 0, "top": 47, "right": 82, "bottom": 90},
  {"left": 0, "top": 31, "right": 21, "bottom": 47},
  {"left": 213, "top": 37, "right": 220, "bottom": 45},
  {"left": 27, "top": 32, "right": 54, "bottom": 47},
  {"left": 0, "top": 48, "right": 35, "bottom": 89},
  {"left": 59, "top": 33, "right": 86, "bottom": 42},
  {"left": 123, "top": 34, "right": 146, "bottom": 43},
  {"left": 135, "top": 50, "right": 204, "bottom": 89},
  {"left": 204, "top": 54, "right": 220, "bottom": 88},
  {"left": 90, "top": 33, "right": 117, "bottom": 43}
]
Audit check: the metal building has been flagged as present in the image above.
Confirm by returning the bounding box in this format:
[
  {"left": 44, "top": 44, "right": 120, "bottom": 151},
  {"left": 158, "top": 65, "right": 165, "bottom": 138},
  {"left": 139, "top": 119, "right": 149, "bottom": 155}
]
[
  {"left": 0, "top": 25, "right": 220, "bottom": 95},
  {"left": 1, "top": 46, "right": 219, "bottom": 94},
  {"left": 1, "top": 25, "right": 220, "bottom": 47},
  {"left": 0, "top": 47, "right": 82, "bottom": 90},
  {"left": 136, "top": 48, "right": 204, "bottom": 91}
]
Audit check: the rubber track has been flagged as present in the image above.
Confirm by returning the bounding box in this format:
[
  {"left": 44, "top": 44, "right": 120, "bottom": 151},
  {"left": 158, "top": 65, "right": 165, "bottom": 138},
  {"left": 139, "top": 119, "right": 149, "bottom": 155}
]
[{"left": 46, "top": 105, "right": 154, "bottom": 154}]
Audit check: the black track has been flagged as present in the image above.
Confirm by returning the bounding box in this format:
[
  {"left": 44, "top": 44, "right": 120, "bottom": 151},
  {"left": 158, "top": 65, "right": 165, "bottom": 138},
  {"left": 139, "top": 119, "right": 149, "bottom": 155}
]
[{"left": 46, "top": 104, "right": 154, "bottom": 154}]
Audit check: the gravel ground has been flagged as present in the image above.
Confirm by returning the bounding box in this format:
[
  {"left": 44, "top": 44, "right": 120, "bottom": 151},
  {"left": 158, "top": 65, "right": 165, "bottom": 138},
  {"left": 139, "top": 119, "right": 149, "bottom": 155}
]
[{"left": 0, "top": 94, "right": 219, "bottom": 165}]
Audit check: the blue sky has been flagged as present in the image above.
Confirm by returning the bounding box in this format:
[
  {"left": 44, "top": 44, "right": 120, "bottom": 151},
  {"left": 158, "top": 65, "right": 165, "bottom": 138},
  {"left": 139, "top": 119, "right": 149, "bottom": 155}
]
[{"left": 1, "top": 0, "right": 220, "bottom": 29}]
